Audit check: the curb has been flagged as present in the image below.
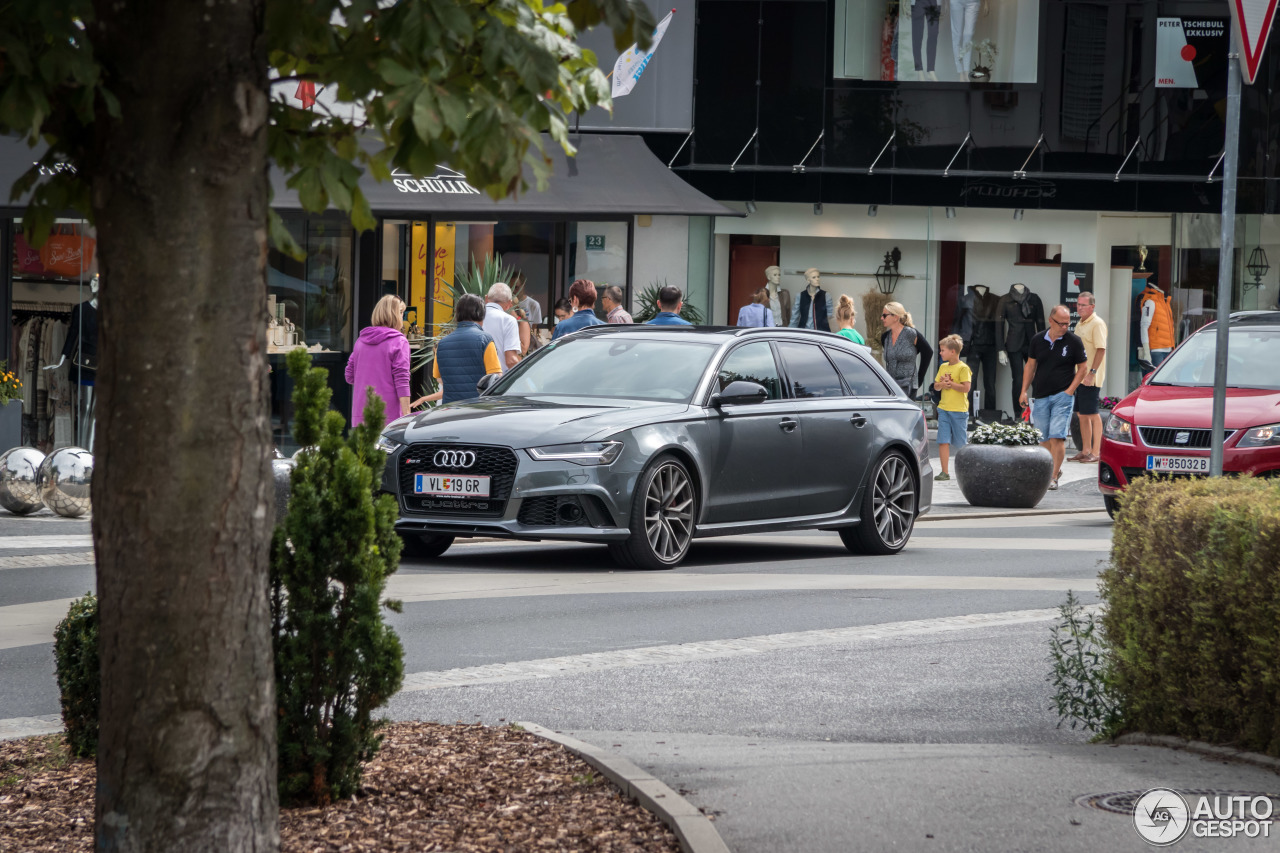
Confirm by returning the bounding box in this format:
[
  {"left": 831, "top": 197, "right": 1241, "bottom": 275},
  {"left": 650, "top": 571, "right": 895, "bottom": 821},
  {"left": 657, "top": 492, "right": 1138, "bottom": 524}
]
[
  {"left": 1115, "top": 733, "right": 1280, "bottom": 775},
  {"left": 920, "top": 506, "right": 1108, "bottom": 522},
  {"left": 518, "top": 722, "right": 731, "bottom": 853}
]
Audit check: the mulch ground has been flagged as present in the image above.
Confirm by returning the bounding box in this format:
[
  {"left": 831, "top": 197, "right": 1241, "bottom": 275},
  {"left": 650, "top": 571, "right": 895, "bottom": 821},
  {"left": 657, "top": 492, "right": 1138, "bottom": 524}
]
[{"left": 0, "top": 722, "right": 682, "bottom": 852}]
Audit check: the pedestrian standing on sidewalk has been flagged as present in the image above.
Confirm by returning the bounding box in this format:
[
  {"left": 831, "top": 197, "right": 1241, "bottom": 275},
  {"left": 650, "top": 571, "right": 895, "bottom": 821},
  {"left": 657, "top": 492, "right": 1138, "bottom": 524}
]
[
  {"left": 1018, "top": 304, "right": 1088, "bottom": 490},
  {"left": 880, "top": 301, "right": 933, "bottom": 397},
  {"left": 483, "top": 282, "right": 522, "bottom": 372},
  {"left": 835, "top": 294, "right": 865, "bottom": 345},
  {"left": 601, "top": 285, "right": 634, "bottom": 324},
  {"left": 345, "top": 293, "right": 411, "bottom": 427},
  {"left": 932, "top": 334, "right": 972, "bottom": 481},
  {"left": 647, "top": 286, "right": 693, "bottom": 325},
  {"left": 552, "top": 280, "right": 606, "bottom": 339},
  {"left": 432, "top": 294, "right": 503, "bottom": 405},
  {"left": 1069, "top": 292, "right": 1107, "bottom": 463},
  {"left": 736, "top": 288, "right": 775, "bottom": 327}
]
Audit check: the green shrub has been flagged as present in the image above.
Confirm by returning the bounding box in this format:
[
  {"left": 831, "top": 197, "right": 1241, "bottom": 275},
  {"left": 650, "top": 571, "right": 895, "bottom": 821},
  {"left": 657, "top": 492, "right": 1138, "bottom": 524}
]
[
  {"left": 53, "top": 593, "right": 99, "bottom": 758},
  {"left": 1047, "top": 591, "right": 1123, "bottom": 738},
  {"left": 1100, "top": 475, "right": 1280, "bottom": 756},
  {"left": 271, "top": 348, "right": 405, "bottom": 806}
]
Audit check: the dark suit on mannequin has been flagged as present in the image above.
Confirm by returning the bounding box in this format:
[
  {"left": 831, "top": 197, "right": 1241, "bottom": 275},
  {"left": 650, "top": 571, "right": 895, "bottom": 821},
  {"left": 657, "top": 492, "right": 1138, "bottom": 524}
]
[
  {"left": 952, "top": 284, "right": 999, "bottom": 416},
  {"left": 996, "top": 283, "right": 1045, "bottom": 418}
]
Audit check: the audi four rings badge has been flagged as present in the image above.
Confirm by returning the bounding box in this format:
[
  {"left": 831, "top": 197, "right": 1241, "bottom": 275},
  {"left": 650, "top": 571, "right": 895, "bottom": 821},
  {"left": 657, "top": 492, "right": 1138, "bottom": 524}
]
[{"left": 433, "top": 450, "right": 477, "bottom": 468}]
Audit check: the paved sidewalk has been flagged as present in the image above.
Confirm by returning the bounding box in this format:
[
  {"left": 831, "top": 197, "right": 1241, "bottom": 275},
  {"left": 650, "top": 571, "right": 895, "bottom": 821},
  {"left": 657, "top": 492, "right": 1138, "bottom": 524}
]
[{"left": 926, "top": 437, "right": 1104, "bottom": 515}]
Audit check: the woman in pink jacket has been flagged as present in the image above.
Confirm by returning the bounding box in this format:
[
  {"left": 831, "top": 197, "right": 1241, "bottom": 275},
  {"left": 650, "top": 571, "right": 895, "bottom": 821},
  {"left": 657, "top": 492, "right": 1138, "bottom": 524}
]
[{"left": 344, "top": 294, "right": 411, "bottom": 427}]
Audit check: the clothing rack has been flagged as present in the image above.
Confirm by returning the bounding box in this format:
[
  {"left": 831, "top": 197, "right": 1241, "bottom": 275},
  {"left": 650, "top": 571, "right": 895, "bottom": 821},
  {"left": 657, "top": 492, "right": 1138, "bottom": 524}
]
[{"left": 12, "top": 301, "right": 75, "bottom": 319}]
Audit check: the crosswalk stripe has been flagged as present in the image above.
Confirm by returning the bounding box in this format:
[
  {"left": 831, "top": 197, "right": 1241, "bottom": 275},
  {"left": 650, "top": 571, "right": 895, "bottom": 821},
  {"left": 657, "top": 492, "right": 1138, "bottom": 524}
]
[
  {"left": 0, "top": 535, "right": 94, "bottom": 550},
  {"left": 0, "top": 551, "right": 95, "bottom": 571},
  {"left": 397, "top": 606, "right": 1100, "bottom": 692}
]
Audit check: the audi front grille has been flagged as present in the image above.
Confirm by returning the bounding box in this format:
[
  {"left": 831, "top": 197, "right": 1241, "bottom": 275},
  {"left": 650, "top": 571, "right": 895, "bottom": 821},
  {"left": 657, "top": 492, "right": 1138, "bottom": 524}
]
[{"left": 398, "top": 444, "right": 519, "bottom": 517}]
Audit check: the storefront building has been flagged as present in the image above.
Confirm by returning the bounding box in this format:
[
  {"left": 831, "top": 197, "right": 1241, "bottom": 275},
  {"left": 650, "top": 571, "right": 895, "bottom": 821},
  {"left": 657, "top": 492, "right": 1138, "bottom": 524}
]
[{"left": 1, "top": 133, "right": 732, "bottom": 452}]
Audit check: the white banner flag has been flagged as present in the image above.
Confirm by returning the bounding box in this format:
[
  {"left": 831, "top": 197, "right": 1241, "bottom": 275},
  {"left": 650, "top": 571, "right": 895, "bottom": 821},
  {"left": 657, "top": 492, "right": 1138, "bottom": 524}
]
[{"left": 611, "top": 10, "right": 675, "bottom": 99}]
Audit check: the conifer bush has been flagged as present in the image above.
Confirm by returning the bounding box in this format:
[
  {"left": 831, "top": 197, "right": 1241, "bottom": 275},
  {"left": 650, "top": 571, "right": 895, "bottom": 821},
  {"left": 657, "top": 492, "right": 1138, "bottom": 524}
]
[
  {"left": 53, "top": 592, "right": 99, "bottom": 758},
  {"left": 272, "top": 348, "right": 405, "bottom": 805},
  {"left": 1101, "top": 475, "right": 1280, "bottom": 756}
]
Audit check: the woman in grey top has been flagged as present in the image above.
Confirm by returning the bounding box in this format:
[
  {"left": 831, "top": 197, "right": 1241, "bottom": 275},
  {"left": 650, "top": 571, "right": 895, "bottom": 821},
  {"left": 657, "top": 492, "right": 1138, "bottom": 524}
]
[{"left": 879, "top": 301, "right": 933, "bottom": 396}]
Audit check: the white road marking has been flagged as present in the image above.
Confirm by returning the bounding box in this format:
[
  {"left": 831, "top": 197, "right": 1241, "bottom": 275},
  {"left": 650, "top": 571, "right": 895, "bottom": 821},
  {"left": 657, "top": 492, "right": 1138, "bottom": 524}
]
[
  {"left": 0, "top": 598, "right": 77, "bottom": 650},
  {"left": 398, "top": 606, "right": 1099, "bottom": 692},
  {"left": 385, "top": 571, "right": 1100, "bottom": 603},
  {"left": 0, "top": 715, "right": 63, "bottom": 741},
  {"left": 0, "top": 551, "right": 95, "bottom": 571},
  {"left": 0, "top": 535, "right": 93, "bottom": 550}
]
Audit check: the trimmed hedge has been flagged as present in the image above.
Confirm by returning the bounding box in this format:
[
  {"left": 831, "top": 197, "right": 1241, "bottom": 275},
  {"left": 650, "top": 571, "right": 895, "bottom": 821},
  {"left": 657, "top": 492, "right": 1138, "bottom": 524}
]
[
  {"left": 1101, "top": 476, "right": 1280, "bottom": 756},
  {"left": 53, "top": 592, "right": 99, "bottom": 758}
]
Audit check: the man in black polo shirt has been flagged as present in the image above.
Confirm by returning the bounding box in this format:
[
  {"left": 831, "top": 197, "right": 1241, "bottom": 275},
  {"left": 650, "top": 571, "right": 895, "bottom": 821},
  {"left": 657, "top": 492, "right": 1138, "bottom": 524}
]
[{"left": 1018, "top": 304, "right": 1088, "bottom": 490}]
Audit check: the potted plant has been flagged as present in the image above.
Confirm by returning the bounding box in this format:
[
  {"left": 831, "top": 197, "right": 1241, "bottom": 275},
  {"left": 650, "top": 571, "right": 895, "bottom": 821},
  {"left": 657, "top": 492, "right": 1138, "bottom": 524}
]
[
  {"left": 0, "top": 361, "right": 23, "bottom": 454},
  {"left": 954, "top": 421, "right": 1055, "bottom": 508},
  {"left": 632, "top": 280, "right": 705, "bottom": 324},
  {"left": 969, "top": 39, "right": 998, "bottom": 80}
]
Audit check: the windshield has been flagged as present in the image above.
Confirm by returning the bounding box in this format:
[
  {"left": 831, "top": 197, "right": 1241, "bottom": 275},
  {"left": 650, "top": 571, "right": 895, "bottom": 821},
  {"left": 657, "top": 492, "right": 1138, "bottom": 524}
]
[
  {"left": 491, "top": 337, "right": 718, "bottom": 402},
  {"left": 1151, "top": 327, "right": 1280, "bottom": 390}
]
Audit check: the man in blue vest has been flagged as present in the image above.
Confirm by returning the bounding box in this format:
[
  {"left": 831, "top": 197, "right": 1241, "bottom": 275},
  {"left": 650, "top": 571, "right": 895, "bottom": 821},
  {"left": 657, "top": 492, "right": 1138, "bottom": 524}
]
[
  {"left": 552, "top": 279, "right": 606, "bottom": 339},
  {"left": 646, "top": 285, "right": 692, "bottom": 325},
  {"left": 433, "top": 294, "right": 503, "bottom": 404}
]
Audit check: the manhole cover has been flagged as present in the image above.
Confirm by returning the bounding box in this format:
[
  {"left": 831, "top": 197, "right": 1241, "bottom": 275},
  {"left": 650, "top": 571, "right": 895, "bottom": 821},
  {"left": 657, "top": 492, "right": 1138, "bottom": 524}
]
[{"left": 1077, "top": 790, "right": 1280, "bottom": 816}]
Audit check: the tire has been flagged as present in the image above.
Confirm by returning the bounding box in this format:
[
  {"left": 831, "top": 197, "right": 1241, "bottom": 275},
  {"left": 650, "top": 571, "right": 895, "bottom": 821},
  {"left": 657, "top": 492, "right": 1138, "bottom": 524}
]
[
  {"left": 840, "top": 451, "right": 918, "bottom": 556},
  {"left": 398, "top": 533, "right": 454, "bottom": 560},
  {"left": 609, "top": 454, "right": 697, "bottom": 570},
  {"left": 1104, "top": 494, "right": 1119, "bottom": 520}
]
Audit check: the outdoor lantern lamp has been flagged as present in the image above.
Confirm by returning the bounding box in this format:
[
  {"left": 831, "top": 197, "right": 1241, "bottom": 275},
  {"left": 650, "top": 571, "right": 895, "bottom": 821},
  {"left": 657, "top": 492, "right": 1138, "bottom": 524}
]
[
  {"left": 875, "top": 247, "right": 903, "bottom": 294},
  {"left": 1246, "top": 246, "right": 1269, "bottom": 291}
]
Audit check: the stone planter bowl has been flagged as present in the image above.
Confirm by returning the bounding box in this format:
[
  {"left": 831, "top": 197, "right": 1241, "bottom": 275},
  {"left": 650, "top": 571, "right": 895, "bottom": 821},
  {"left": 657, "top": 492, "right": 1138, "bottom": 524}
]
[{"left": 955, "top": 444, "right": 1055, "bottom": 508}]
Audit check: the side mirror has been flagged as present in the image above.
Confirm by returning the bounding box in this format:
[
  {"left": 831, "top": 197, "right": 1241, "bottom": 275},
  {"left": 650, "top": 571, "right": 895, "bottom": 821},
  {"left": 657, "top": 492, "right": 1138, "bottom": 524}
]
[
  {"left": 711, "top": 380, "right": 769, "bottom": 407},
  {"left": 476, "top": 373, "right": 502, "bottom": 396}
]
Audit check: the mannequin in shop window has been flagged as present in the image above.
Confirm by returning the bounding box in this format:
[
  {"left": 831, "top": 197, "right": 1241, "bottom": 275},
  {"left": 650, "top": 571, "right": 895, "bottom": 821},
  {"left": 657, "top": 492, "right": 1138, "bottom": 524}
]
[
  {"left": 44, "top": 274, "right": 98, "bottom": 449},
  {"left": 791, "top": 268, "right": 833, "bottom": 331},
  {"left": 951, "top": 283, "right": 1000, "bottom": 418},
  {"left": 764, "top": 266, "right": 792, "bottom": 329},
  {"left": 1137, "top": 278, "right": 1175, "bottom": 365},
  {"left": 910, "top": 0, "right": 941, "bottom": 81},
  {"left": 995, "top": 282, "right": 1045, "bottom": 419},
  {"left": 951, "top": 0, "right": 984, "bottom": 80}
]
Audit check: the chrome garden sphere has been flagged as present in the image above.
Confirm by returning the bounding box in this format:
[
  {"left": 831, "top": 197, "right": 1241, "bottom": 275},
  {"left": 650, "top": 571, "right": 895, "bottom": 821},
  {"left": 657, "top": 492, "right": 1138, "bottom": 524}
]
[
  {"left": 37, "top": 446, "right": 94, "bottom": 518},
  {"left": 0, "top": 447, "right": 46, "bottom": 515}
]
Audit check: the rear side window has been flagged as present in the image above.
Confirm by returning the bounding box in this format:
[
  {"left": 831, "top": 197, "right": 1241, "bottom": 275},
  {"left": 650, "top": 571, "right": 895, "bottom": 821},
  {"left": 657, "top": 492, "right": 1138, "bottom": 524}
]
[
  {"left": 826, "top": 347, "right": 892, "bottom": 396},
  {"left": 717, "top": 341, "right": 783, "bottom": 400},
  {"left": 776, "top": 342, "right": 846, "bottom": 399}
]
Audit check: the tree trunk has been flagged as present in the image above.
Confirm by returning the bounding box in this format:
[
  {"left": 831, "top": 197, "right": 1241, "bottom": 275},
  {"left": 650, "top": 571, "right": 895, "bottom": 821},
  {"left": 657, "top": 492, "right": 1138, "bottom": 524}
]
[{"left": 87, "top": 1, "right": 277, "bottom": 850}]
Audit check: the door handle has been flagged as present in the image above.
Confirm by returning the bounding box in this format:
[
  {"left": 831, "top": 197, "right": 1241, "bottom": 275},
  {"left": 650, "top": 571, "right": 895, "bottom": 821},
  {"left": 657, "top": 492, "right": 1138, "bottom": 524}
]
[
  {"left": 849, "top": 413, "right": 867, "bottom": 428},
  {"left": 778, "top": 418, "right": 799, "bottom": 432}
]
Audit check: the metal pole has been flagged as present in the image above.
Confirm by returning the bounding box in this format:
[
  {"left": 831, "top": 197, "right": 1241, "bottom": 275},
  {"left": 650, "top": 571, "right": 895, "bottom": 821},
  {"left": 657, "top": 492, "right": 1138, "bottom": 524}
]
[{"left": 1210, "top": 55, "right": 1241, "bottom": 477}]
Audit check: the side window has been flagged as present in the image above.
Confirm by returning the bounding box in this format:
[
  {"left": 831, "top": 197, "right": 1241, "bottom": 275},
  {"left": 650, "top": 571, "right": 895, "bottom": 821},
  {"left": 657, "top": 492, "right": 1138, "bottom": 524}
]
[
  {"left": 776, "top": 342, "right": 846, "bottom": 399},
  {"left": 827, "top": 347, "right": 892, "bottom": 396},
  {"left": 716, "top": 342, "right": 783, "bottom": 400}
]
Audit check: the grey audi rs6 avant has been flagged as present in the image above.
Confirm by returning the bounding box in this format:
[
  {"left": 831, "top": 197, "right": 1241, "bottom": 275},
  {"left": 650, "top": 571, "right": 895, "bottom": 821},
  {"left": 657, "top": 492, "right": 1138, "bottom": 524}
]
[{"left": 378, "top": 325, "right": 932, "bottom": 569}]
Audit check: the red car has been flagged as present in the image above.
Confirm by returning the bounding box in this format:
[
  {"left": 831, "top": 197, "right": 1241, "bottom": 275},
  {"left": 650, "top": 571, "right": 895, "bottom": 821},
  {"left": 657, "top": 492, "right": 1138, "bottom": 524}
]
[{"left": 1098, "top": 310, "right": 1280, "bottom": 518}]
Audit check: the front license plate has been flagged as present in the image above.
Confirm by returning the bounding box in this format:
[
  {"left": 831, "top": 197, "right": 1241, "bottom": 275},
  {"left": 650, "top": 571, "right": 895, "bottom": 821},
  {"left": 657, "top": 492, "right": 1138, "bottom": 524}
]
[
  {"left": 1145, "top": 455, "right": 1210, "bottom": 474},
  {"left": 414, "top": 473, "right": 491, "bottom": 497}
]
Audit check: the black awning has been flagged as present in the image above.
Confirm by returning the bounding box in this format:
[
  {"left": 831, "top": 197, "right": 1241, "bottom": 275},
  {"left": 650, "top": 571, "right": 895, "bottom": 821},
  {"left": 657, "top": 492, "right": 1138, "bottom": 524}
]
[{"left": 270, "top": 134, "right": 740, "bottom": 218}]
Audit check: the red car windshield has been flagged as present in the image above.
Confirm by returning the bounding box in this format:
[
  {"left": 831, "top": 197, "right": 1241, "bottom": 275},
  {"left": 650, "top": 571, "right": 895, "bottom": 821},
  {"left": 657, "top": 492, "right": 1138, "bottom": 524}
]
[{"left": 1150, "top": 327, "right": 1280, "bottom": 390}]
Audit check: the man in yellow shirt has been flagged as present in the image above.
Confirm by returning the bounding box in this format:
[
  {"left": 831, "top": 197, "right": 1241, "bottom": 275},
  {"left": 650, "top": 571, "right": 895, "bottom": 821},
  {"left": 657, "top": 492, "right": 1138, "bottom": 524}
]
[
  {"left": 932, "top": 334, "right": 973, "bottom": 481},
  {"left": 1071, "top": 292, "right": 1107, "bottom": 463}
]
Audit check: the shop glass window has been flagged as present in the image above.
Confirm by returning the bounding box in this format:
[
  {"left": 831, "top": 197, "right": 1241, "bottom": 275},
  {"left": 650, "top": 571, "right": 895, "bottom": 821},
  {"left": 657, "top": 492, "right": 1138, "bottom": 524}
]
[
  {"left": 567, "top": 221, "right": 628, "bottom": 304},
  {"left": 778, "top": 342, "right": 845, "bottom": 399},
  {"left": 267, "top": 216, "right": 354, "bottom": 354},
  {"left": 826, "top": 347, "right": 892, "bottom": 396},
  {"left": 433, "top": 221, "right": 556, "bottom": 331},
  {"left": 717, "top": 342, "right": 783, "bottom": 400}
]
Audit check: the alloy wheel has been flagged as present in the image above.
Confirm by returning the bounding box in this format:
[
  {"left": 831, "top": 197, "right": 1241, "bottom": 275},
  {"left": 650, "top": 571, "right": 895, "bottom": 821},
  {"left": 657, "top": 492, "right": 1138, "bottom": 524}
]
[
  {"left": 643, "top": 462, "right": 695, "bottom": 563},
  {"left": 871, "top": 454, "right": 916, "bottom": 549}
]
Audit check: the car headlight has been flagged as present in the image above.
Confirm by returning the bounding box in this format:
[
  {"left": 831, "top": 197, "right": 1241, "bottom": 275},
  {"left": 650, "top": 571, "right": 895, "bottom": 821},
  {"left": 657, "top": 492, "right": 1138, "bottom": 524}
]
[
  {"left": 527, "top": 441, "right": 623, "bottom": 465},
  {"left": 1104, "top": 415, "right": 1133, "bottom": 444},
  {"left": 376, "top": 433, "right": 404, "bottom": 454},
  {"left": 1237, "top": 422, "right": 1280, "bottom": 448}
]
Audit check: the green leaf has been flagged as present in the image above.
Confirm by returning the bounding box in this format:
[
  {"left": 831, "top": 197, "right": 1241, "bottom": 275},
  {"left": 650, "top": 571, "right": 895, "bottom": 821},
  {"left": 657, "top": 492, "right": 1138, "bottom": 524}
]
[{"left": 411, "top": 86, "right": 442, "bottom": 141}]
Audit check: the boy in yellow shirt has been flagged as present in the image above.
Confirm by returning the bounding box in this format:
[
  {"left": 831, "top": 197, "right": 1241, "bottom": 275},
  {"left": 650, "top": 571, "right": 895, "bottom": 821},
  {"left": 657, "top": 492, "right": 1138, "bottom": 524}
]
[{"left": 932, "top": 334, "right": 973, "bottom": 481}]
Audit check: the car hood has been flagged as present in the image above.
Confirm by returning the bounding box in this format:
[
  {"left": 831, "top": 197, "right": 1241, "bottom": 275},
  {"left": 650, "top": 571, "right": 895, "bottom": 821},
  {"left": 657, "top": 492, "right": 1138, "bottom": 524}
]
[
  {"left": 1118, "top": 385, "right": 1280, "bottom": 430},
  {"left": 392, "top": 396, "right": 693, "bottom": 447}
]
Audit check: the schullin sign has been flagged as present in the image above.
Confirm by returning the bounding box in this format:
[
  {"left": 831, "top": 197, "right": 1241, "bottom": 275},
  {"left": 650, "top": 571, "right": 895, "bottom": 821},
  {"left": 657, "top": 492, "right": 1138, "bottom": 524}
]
[
  {"left": 1156, "top": 17, "right": 1227, "bottom": 87},
  {"left": 391, "top": 166, "right": 481, "bottom": 195}
]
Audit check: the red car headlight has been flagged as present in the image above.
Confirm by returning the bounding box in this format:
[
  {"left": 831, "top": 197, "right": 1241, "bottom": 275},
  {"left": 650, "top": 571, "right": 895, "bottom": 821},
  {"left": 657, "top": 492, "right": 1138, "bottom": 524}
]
[
  {"left": 1104, "top": 415, "right": 1133, "bottom": 444},
  {"left": 1237, "top": 423, "right": 1280, "bottom": 448}
]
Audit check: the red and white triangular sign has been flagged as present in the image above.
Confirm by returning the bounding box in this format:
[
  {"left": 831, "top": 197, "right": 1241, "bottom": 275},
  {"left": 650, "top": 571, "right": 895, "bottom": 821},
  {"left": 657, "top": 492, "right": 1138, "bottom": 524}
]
[{"left": 1231, "top": 0, "right": 1279, "bottom": 83}]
